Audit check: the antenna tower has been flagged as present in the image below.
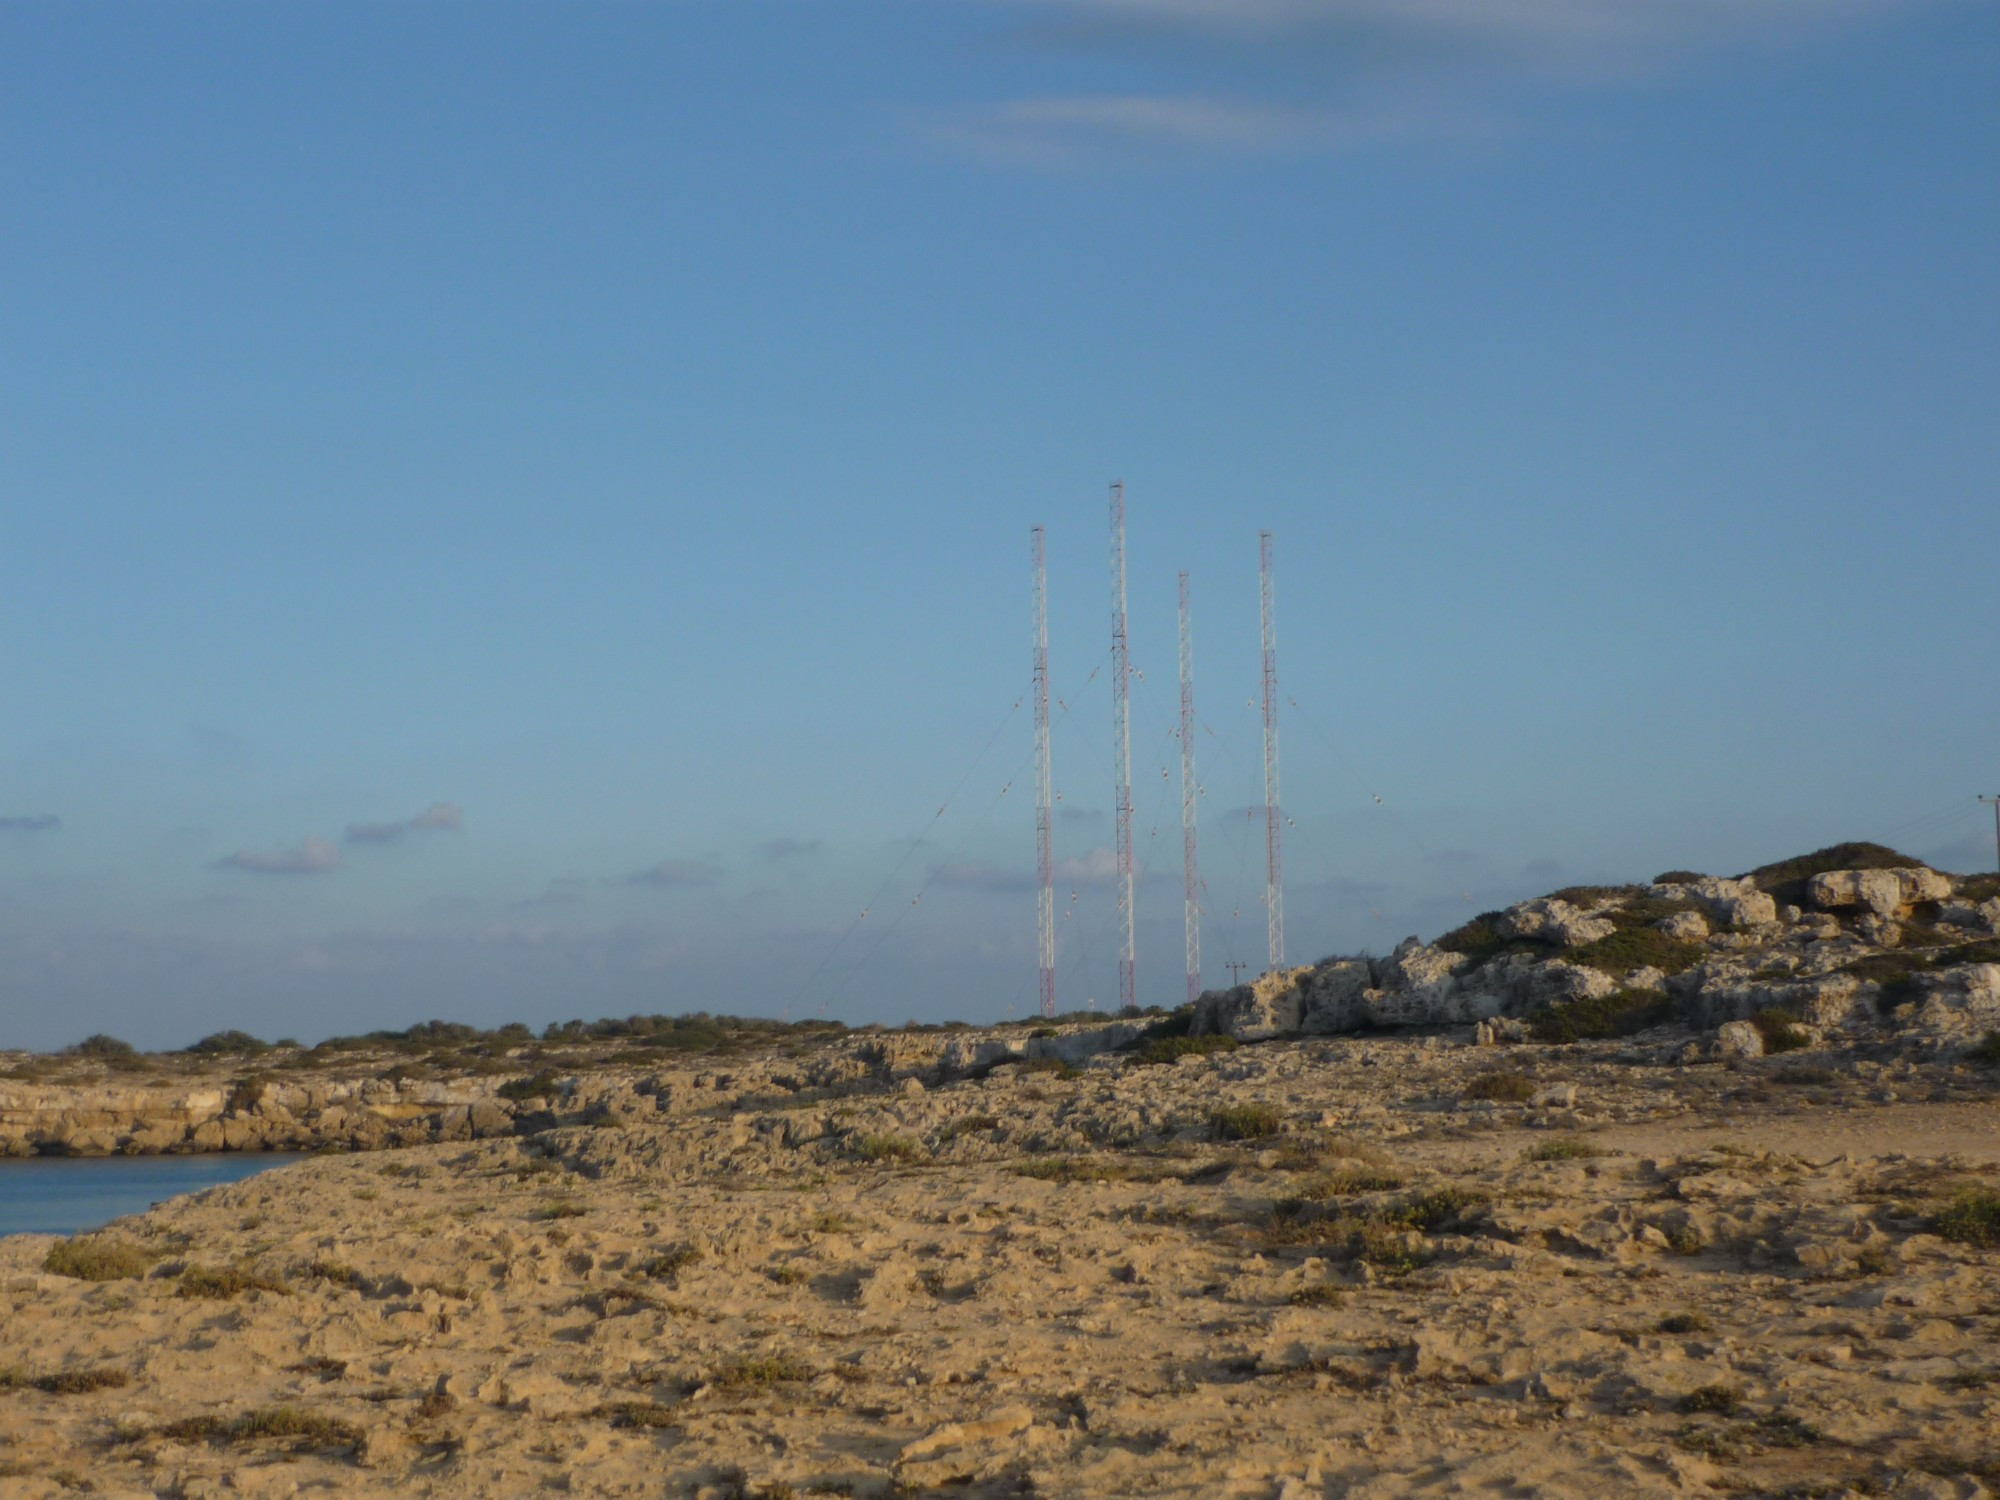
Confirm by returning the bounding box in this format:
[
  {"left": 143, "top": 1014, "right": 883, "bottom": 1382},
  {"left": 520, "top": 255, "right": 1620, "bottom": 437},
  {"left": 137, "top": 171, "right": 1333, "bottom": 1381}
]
[
  {"left": 1260, "top": 530, "right": 1285, "bottom": 972},
  {"left": 1110, "top": 483, "right": 1137, "bottom": 1013},
  {"left": 1032, "top": 527, "right": 1056, "bottom": 1018},
  {"left": 1178, "top": 570, "right": 1201, "bottom": 1006}
]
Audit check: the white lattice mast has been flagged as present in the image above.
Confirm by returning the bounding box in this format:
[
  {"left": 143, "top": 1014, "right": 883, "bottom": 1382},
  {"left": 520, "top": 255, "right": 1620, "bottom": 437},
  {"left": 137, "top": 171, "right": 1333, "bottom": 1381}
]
[
  {"left": 1260, "top": 529, "right": 1285, "bottom": 972},
  {"left": 1110, "top": 483, "right": 1137, "bottom": 1013},
  {"left": 1178, "top": 570, "right": 1201, "bottom": 1007},
  {"left": 1032, "top": 526, "right": 1056, "bottom": 1019}
]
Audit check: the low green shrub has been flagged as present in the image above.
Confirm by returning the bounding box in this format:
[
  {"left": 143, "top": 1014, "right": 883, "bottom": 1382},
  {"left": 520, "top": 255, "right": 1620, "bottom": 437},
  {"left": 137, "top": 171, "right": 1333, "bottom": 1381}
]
[
  {"left": 1968, "top": 1032, "right": 2000, "bottom": 1064},
  {"left": 850, "top": 1132, "right": 926, "bottom": 1163},
  {"left": 1529, "top": 989, "right": 1677, "bottom": 1043},
  {"left": 497, "top": 1070, "right": 563, "bottom": 1102},
  {"left": 1567, "top": 926, "right": 1705, "bottom": 978},
  {"left": 1750, "top": 1009, "right": 1808, "bottom": 1053},
  {"left": 43, "top": 1237, "right": 151, "bottom": 1282},
  {"left": 711, "top": 1355, "right": 812, "bottom": 1388},
  {"left": 1125, "top": 1034, "right": 1238, "bottom": 1066},
  {"left": 186, "top": 1030, "right": 270, "bottom": 1056},
  {"left": 177, "top": 1263, "right": 291, "bottom": 1299},
  {"left": 1932, "top": 1188, "right": 2000, "bottom": 1249},
  {"left": 1461, "top": 1071, "right": 1534, "bottom": 1103},
  {"left": 1678, "top": 1384, "right": 1744, "bottom": 1416},
  {"left": 1209, "top": 1103, "right": 1283, "bottom": 1141}
]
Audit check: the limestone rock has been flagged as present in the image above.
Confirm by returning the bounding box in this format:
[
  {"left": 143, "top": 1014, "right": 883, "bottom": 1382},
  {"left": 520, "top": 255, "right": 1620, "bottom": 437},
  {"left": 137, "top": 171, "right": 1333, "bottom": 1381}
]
[
  {"left": 1715, "top": 1021, "right": 1764, "bottom": 1061},
  {"left": 1807, "top": 867, "right": 1952, "bottom": 917},
  {"left": 1685, "top": 877, "right": 1778, "bottom": 928},
  {"left": 1656, "top": 911, "right": 1709, "bottom": 943},
  {"left": 1499, "top": 899, "right": 1615, "bottom": 948}
]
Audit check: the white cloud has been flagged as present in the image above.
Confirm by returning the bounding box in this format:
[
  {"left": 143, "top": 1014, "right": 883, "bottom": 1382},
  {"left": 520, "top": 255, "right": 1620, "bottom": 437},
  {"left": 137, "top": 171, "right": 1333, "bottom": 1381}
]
[
  {"left": 346, "top": 801, "right": 463, "bottom": 845},
  {"left": 218, "top": 837, "right": 342, "bottom": 875}
]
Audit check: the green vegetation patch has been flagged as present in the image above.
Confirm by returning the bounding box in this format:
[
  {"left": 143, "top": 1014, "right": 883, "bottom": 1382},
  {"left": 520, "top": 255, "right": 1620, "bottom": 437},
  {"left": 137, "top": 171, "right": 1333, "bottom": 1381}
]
[
  {"left": 849, "top": 1132, "right": 926, "bottom": 1163},
  {"left": 43, "top": 1236, "right": 151, "bottom": 1282},
  {"left": 710, "top": 1355, "right": 812, "bottom": 1389},
  {"left": 1433, "top": 912, "right": 1543, "bottom": 966},
  {"left": 589, "top": 1400, "right": 679, "bottom": 1430},
  {"left": 1127, "top": 1034, "right": 1239, "bottom": 1066},
  {"left": 1566, "top": 926, "right": 1705, "bottom": 978},
  {"left": 145, "top": 1406, "right": 364, "bottom": 1452},
  {"left": 638, "top": 1245, "right": 704, "bottom": 1281},
  {"left": 1678, "top": 1384, "right": 1744, "bottom": 1416},
  {"left": 1013, "top": 1157, "right": 1135, "bottom": 1184},
  {"left": 1461, "top": 1071, "right": 1535, "bottom": 1103},
  {"left": 1750, "top": 1009, "right": 1809, "bottom": 1054},
  {"left": 186, "top": 1030, "right": 271, "bottom": 1056},
  {"left": 1523, "top": 1138, "right": 1605, "bottom": 1162},
  {"left": 531, "top": 1199, "right": 589, "bottom": 1221},
  {"left": 1932, "top": 1189, "right": 2000, "bottom": 1249},
  {"left": 1209, "top": 1103, "right": 1284, "bottom": 1141},
  {"left": 0, "top": 1366, "right": 131, "bottom": 1395},
  {"left": 177, "top": 1263, "right": 291, "bottom": 1300},
  {"left": 1968, "top": 1032, "right": 2000, "bottom": 1065},
  {"left": 1529, "top": 989, "right": 1678, "bottom": 1043},
  {"left": 1657, "top": 1312, "right": 1709, "bottom": 1334},
  {"left": 496, "top": 1070, "right": 563, "bottom": 1102}
]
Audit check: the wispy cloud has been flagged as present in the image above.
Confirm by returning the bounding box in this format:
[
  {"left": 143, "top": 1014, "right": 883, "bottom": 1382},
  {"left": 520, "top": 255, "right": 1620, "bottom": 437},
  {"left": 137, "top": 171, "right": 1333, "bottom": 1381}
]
[
  {"left": 346, "top": 802, "right": 463, "bottom": 846},
  {"left": 759, "top": 837, "right": 825, "bottom": 861},
  {"left": 945, "top": 0, "right": 1922, "bottom": 161},
  {"left": 624, "top": 859, "right": 726, "bottom": 890},
  {"left": 217, "top": 837, "right": 342, "bottom": 875},
  {"left": 1058, "top": 804, "right": 1105, "bottom": 824},
  {"left": 0, "top": 814, "right": 61, "bottom": 833}
]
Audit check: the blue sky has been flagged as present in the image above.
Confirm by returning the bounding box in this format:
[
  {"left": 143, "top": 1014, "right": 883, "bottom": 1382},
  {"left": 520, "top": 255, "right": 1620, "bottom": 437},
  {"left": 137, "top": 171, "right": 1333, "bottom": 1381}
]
[{"left": 2, "top": 0, "right": 1996, "bottom": 1049}]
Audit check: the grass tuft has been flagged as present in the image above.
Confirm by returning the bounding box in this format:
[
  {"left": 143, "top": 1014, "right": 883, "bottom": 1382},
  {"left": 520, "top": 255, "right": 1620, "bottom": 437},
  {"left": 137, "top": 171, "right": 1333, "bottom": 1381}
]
[
  {"left": 1678, "top": 1384, "right": 1744, "bottom": 1416},
  {"left": 42, "top": 1236, "right": 151, "bottom": 1282},
  {"left": 850, "top": 1132, "right": 926, "bottom": 1163},
  {"left": 1209, "top": 1103, "right": 1284, "bottom": 1141},
  {"left": 177, "top": 1263, "right": 291, "bottom": 1299},
  {"left": 1461, "top": 1071, "right": 1535, "bottom": 1103},
  {"left": 711, "top": 1355, "right": 812, "bottom": 1389}
]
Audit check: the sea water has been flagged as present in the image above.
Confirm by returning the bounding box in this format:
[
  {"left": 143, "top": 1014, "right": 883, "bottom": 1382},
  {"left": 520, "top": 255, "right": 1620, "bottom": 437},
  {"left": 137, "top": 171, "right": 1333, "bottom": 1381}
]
[{"left": 0, "top": 1154, "right": 298, "bottom": 1237}]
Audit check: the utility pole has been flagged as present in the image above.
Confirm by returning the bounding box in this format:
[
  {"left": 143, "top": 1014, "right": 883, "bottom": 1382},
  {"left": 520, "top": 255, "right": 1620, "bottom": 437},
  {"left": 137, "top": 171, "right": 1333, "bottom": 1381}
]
[
  {"left": 1178, "top": 571, "right": 1200, "bottom": 1008},
  {"left": 1982, "top": 795, "right": 2000, "bottom": 874},
  {"left": 1226, "top": 961, "right": 1251, "bottom": 986},
  {"left": 1259, "top": 530, "right": 1285, "bottom": 973},
  {"left": 1032, "top": 526, "right": 1056, "bottom": 1019},
  {"left": 1110, "top": 483, "right": 1137, "bottom": 1014}
]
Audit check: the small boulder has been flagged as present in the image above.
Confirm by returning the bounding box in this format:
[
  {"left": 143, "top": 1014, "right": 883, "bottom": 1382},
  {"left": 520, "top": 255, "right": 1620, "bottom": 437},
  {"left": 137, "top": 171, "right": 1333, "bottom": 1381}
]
[
  {"left": 1806, "top": 867, "right": 1951, "bottom": 918},
  {"left": 1714, "top": 1020, "right": 1764, "bottom": 1061}
]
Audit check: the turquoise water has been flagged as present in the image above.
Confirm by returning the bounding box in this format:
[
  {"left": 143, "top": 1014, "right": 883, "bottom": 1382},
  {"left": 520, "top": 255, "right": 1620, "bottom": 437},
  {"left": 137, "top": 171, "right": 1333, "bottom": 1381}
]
[{"left": 0, "top": 1155, "right": 299, "bottom": 1237}]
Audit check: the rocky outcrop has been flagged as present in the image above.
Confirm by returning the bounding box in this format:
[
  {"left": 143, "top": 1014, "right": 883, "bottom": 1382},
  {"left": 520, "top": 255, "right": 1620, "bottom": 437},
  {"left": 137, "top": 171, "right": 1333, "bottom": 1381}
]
[
  {"left": 1190, "top": 860, "right": 2000, "bottom": 1054},
  {"left": 1806, "top": 867, "right": 1952, "bottom": 917},
  {"left": 0, "top": 1076, "right": 531, "bottom": 1158},
  {"left": 0, "top": 1020, "right": 1150, "bottom": 1157}
]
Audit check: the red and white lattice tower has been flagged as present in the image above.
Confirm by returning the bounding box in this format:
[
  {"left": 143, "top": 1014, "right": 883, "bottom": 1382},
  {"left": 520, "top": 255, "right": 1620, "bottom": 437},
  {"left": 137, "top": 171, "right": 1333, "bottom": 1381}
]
[
  {"left": 1178, "top": 570, "right": 1201, "bottom": 1007},
  {"left": 1260, "top": 530, "right": 1285, "bottom": 972},
  {"left": 1032, "top": 526, "right": 1056, "bottom": 1019},
  {"left": 1110, "top": 483, "right": 1137, "bottom": 1013}
]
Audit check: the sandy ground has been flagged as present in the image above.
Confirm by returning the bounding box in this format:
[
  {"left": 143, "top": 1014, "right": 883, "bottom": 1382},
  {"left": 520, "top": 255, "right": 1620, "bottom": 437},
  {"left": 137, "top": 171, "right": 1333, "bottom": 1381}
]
[{"left": 2, "top": 1034, "right": 1997, "bottom": 1499}]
